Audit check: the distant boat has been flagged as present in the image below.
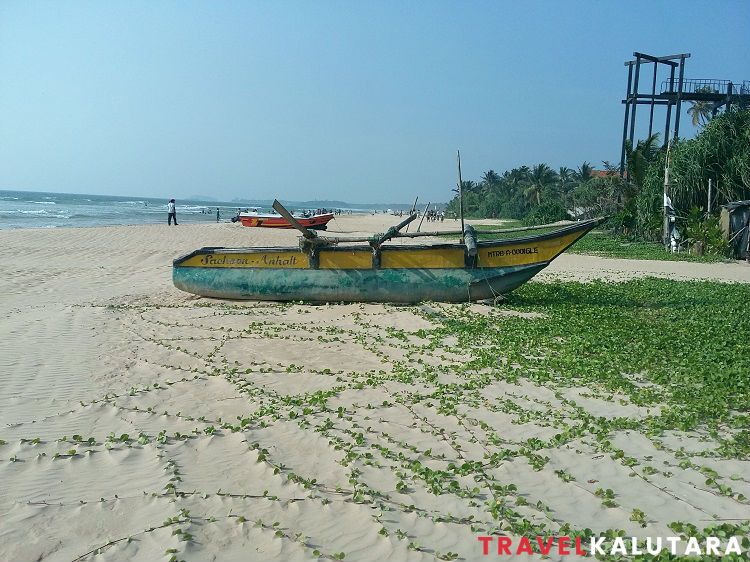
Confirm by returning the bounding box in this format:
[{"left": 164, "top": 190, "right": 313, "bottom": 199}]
[
  {"left": 173, "top": 206, "right": 603, "bottom": 302},
  {"left": 237, "top": 210, "right": 334, "bottom": 230}
]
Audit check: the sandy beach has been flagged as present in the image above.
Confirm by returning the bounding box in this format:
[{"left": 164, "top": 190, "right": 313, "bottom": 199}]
[{"left": 1, "top": 214, "right": 748, "bottom": 562}]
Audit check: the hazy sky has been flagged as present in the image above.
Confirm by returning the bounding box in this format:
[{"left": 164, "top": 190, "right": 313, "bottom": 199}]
[{"left": 1, "top": 1, "right": 748, "bottom": 203}]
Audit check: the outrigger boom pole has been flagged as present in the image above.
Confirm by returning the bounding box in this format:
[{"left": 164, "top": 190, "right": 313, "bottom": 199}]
[
  {"left": 272, "top": 199, "right": 317, "bottom": 240},
  {"left": 457, "top": 150, "right": 465, "bottom": 243}
]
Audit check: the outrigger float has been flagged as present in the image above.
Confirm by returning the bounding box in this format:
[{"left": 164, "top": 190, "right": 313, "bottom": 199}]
[{"left": 173, "top": 200, "right": 603, "bottom": 303}]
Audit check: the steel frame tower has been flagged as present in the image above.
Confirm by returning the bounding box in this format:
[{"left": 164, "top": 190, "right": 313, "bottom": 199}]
[{"left": 619, "top": 51, "right": 750, "bottom": 176}]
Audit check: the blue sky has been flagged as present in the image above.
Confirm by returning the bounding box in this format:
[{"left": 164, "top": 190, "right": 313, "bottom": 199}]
[{"left": 1, "top": 1, "right": 748, "bottom": 203}]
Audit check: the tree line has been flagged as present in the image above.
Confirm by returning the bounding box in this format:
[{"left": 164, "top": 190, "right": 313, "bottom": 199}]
[{"left": 446, "top": 108, "right": 750, "bottom": 248}]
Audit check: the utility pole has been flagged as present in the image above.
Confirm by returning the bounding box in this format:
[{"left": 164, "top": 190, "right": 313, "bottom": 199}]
[{"left": 663, "top": 140, "right": 672, "bottom": 251}]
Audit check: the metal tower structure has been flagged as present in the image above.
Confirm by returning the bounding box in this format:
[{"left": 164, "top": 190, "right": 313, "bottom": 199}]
[{"left": 619, "top": 51, "right": 750, "bottom": 175}]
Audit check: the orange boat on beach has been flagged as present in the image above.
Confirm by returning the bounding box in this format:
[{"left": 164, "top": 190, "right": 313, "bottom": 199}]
[{"left": 238, "top": 211, "right": 334, "bottom": 230}]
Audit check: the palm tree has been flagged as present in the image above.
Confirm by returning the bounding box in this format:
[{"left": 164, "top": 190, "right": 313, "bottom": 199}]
[
  {"left": 558, "top": 166, "right": 574, "bottom": 190},
  {"left": 574, "top": 161, "right": 594, "bottom": 184},
  {"left": 503, "top": 167, "right": 529, "bottom": 198},
  {"left": 523, "top": 163, "right": 557, "bottom": 206},
  {"left": 479, "top": 170, "right": 501, "bottom": 198},
  {"left": 625, "top": 133, "right": 660, "bottom": 191},
  {"left": 687, "top": 86, "right": 717, "bottom": 127},
  {"left": 557, "top": 166, "right": 575, "bottom": 207},
  {"left": 516, "top": 166, "right": 531, "bottom": 179},
  {"left": 481, "top": 170, "right": 500, "bottom": 186}
]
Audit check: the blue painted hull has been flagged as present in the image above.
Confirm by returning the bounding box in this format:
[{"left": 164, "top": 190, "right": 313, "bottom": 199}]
[{"left": 172, "top": 262, "right": 548, "bottom": 303}]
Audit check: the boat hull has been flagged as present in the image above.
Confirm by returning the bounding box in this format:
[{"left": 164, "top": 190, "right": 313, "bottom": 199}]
[
  {"left": 172, "top": 219, "right": 603, "bottom": 303},
  {"left": 173, "top": 262, "right": 547, "bottom": 303}
]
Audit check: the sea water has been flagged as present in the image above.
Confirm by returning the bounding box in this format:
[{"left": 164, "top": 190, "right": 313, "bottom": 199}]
[{"left": 0, "top": 190, "right": 269, "bottom": 230}]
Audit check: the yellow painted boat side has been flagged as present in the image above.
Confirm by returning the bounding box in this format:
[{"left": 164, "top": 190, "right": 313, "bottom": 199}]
[
  {"left": 178, "top": 251, "right": 307, "bottom": 269},
  {"left": 319, "top": 249, "right": 372, "bottom": 269},
  {"left": 176, "top": 234, "right": 580, "bottom": 270},
  {"left": 175, "top": 221, "right": 595, "bottom": 271},
  {"left": 477, "top": 230, "right": 583, "bottom": 267},
  {"left": 381, "top": 247, "right": 466, "bottom": 269}
]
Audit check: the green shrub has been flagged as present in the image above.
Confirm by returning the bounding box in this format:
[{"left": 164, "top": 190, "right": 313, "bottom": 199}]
[
  {"left": 521, "top": 200, "right": 567, "bottom": 225},
  {"left": 684, "top": 207, "right": 730, "bottom": 257}
]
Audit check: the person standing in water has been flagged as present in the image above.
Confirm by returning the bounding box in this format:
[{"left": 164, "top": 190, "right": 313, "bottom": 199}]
[
  {"left": 167, "top": 199, "right": 178, "bottom": 225},
  {"left": 216, "top": 207, "right": 221, "bottom": 222}
]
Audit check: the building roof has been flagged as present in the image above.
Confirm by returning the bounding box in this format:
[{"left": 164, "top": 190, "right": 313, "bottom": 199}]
[
  {"left": 723, "top": 200, "right": 750, "bottom": 211},
  {"left": 589, "top": 169, "right": 620, "bottom": 178}
]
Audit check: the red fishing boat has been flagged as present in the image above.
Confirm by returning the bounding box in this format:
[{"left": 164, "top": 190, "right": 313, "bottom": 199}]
[{"left": 238, "top": 211, "right": 334, "bottom": 230}]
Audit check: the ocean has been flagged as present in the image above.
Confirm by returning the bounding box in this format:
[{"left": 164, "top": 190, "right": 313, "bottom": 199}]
[{"left": 0, "top": 190, "right": 322, "bottom": 230}]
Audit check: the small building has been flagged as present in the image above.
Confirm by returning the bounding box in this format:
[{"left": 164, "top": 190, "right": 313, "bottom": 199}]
[{"left": 720, "top": 200, "right": 750, "bottom": 259}]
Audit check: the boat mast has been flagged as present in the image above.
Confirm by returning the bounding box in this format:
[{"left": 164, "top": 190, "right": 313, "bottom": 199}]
[{"left": 457, "top": 150, "right": 465, "bottom": 243}]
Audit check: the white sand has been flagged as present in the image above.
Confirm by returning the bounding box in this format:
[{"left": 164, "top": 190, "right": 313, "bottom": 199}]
[{"left": 1, "top": 216, "right": 748, "bottom": 561}]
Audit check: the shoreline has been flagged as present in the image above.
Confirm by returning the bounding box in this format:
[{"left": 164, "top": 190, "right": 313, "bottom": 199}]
[{"left": 0, "top": 188, "right": 426, "bottom": 231}]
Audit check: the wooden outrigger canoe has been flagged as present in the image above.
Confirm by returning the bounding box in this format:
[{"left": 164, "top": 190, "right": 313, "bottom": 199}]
[
  {"left": 238, "top": 211, "right": 334, "bottom": 229},
  {"left": 173, "top": 212, "right": 604, "bottom": 303}
]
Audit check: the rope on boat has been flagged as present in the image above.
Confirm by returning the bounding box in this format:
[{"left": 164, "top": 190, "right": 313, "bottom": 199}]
[
  {"left": 372, "top": 226, "right": 400, "bottom": 244},
  {"left": 480, "top": 274, "right": 503, "bottom": 304}
]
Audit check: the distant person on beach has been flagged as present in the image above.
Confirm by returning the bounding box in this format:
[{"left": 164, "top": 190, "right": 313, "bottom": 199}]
[
  {"left": 167, "top": 199, "right": 178, "bottom": 225},
  {"left": 216, "top": 208, "right": 221, "bottom": 222}
]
